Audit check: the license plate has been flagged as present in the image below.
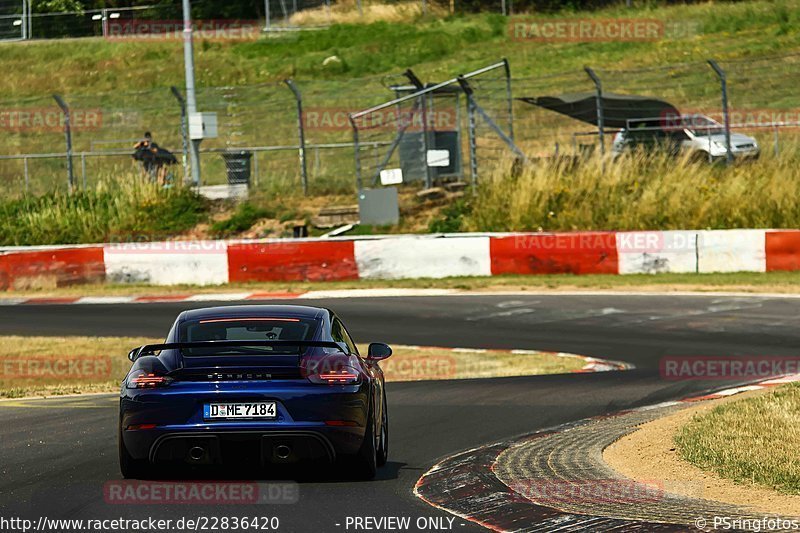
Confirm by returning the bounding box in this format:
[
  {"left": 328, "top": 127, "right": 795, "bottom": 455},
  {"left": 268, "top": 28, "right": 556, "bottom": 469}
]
[{"left": 204, "top": 402, "right": 277, "bottom": 420}]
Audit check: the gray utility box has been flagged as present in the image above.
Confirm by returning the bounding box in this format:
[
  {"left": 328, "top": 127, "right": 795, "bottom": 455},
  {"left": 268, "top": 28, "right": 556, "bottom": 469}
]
[
  {"left": 399, "top": 131, "right": 462, "bottom": 183},
  {"left": 358, "top": 187, "right": 399, "bottom": 226}
]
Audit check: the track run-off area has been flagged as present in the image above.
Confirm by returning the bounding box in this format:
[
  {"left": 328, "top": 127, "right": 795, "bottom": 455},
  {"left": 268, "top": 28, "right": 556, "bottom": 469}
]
[{"left": 1, "top": 292, "right": 799, "bottom": 532}]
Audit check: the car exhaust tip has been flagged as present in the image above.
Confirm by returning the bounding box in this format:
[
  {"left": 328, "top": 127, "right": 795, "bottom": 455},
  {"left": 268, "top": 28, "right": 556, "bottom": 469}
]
[
  {"left": 188, "top": 446, "right": 206, "bottom": 461},
  {"left": 274, "top": 444, "right": 291, "bottom": 460}
]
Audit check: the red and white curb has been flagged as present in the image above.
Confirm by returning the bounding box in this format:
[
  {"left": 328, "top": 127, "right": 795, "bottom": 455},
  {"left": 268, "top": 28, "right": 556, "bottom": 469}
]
[
  {"left": 4, "top": 229, "right": 800, "bottom": 290},
  {"left": 678, "top": 373, "right": 800, "bottom": 403},
  {"left": 413, "top": 374, "right": 800, "bottom": 531}
]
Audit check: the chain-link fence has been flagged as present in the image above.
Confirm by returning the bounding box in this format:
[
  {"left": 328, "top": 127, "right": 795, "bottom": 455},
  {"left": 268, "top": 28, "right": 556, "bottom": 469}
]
[
  {"left": 349, "top": 60, "right": 517, "bottom": 190},
  {"left": 0, "top": 0, "right": 25, "bottom": 41},
  {"left": 3, "top": 52, "right": 800, "bottom": 197},
  {"left": 0, "top": 74, "right": 409, "bottom": 196},
  {"left": 509, "top": 53, "right": 800, "bottom": 166}
]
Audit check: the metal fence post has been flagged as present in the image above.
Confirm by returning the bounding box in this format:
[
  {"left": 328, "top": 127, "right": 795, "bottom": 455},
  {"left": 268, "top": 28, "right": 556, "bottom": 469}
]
[
  {"left": 502, "top": 58, "right": 514, "bottom": 142},
  {"left": 264, "top": 0, "right": 271, "bottom": 30},
  {"left": 170, "top": 86, "right": 190, "bottom": 185},
  {"left": 466, "top": 97, "right": 478, "bottom": 190},
  {"left": 349, "top": 115, "right": 363, "bottom": 191},
  {"left": 420, "top": 93, "right": 432, "bottom": 189},
  {"left": 23, "top": 156, "right": 29, "bottom": 193},
  {"left": 285, "top": 79, "right": 308, "bottom": 195},
  {"left": 52, "top": 94, "right": 74, "bottom": 191},
  {"left": 584, "top": 67, "right": 605, "bottom": 158},
  {"left": 81, "top": 152, "right": 86, "bottom": 188},
  {"left": 708, "top": 59, "right": 733, "bottom": 165}
]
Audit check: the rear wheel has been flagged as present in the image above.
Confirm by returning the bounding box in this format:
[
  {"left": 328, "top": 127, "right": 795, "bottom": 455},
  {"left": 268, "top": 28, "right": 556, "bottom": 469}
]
[
  {"left": 119, "top": 426, "right": 151, "bottom": 479},
  {"left": 353, "top": 405, "right": 377, "bottom": 480},
  {"left": 376, "top": 396, "right": 388, "bottom": 467}
]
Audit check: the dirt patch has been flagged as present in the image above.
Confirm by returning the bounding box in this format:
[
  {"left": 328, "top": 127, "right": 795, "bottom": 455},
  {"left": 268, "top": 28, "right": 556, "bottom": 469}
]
[{"left": 603, "top": 390, "right": 800, "bottom": 516}]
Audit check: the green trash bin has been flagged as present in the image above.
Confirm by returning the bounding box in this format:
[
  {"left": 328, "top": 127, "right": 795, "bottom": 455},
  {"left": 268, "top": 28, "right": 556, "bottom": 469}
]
[{"left": 221, "top": 151, "right": 252, "bottom": 185}]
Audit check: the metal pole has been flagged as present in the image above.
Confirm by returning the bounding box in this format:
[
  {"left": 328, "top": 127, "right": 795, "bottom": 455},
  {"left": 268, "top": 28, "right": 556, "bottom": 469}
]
[
  {"left": 53, "top": 94, "right": 74, "bottom": 191},
  {"left": 285, "top": 79, "right": 308, "bottom": 195},
  {"left": 500, "top": 0, "right": 506, "bottom": 16},
  {"left": 101, "top": 8, "right": 108, "bottom": 38},
  {"left": 23, "top": 156, "right": 29, "bottom": 193},
  {"left": 81, "top": 153, "right": 86, "bottom": 188},
  {"left": 502, "top": 58, "right": 514, "bottom": 142},
  {"left": 349, "top": 116, "right": 362, "bottom": 191},
  {"left": 170, "top": 86, "right": 190, "bottom": 185},
  {"left": 422, "top": 0, "right": 427, "bottom": 16},
  {"left": 27, "top": 0, "right": 32, "bottom": 39},
  {"left": 420, "top": 93, "right": 432, "bottom": 189},
  {"left": 356, "top": 0, "right": 363, "bottom": 17},
  {"left": 584, "top": 66, "right": 605, "bottom": 157},
  {"left": 182, "top": 0, "right": 201, "bottom": 185},
  {"left": 253, "top": 150, "right": 259, "bottom": 186},
  {"left": 774, "top": 124, "right": 779, "bottom": 157},
  {"left": 21, "top": 0, "right": 26, "bottom": 40},
  {"left": 264, "top": 0, "right": 271, "bottom": 30},
  {"left": 467, "top": 98, "right": 478, "bottom": 190},
  {"left": 708, "top": 59, "right": 733, "bottom": 165}
]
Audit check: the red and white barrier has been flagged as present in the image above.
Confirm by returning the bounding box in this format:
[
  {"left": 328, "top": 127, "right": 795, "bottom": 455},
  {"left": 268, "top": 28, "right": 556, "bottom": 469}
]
[{"left": 1, "top": 229, "right": 798, "bottom": 289}]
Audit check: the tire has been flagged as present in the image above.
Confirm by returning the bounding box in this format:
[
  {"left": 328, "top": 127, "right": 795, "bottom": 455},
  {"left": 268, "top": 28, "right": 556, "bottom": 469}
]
[
  {"left": 353, "top": 404, "right": 377, "bottom": 480},
  {"left": 118, "top": 425, "right": 151, "bottom": 479},
  {"left": 376, "top": 395, "right": 388, "bottom": 467}
]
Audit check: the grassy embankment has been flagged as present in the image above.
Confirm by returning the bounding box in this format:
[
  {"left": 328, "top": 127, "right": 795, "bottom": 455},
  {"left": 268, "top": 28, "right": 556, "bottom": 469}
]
[
  {"left": 676, "top": 383, "right": 800, "bottom": 494},
  {"left": 2, "top": 1, "right": 800, "bottom": 242}
]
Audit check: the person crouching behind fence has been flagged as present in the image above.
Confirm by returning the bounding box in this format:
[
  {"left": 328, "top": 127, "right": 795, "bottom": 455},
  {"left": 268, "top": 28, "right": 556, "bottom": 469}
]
[{"left": 132, "top": 132, "right": 177, "bottom": 186}]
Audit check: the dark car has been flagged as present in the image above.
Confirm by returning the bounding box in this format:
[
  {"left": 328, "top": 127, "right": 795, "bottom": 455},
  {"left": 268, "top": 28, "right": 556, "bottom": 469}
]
[{"left": 119, "top": 305, "right": 392, "bottom": 480}]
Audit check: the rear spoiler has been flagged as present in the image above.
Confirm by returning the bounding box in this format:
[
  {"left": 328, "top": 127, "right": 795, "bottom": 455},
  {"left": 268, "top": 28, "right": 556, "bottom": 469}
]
[{"left": 129, "top": 340, "right": 346, "bottom": 362}]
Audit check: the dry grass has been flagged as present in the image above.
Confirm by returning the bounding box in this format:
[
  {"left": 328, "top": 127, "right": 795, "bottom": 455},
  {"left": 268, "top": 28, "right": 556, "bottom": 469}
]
[
  {"left": 10, "top": 271, "right": 800, "bottom": 298},
  {"left": 290, "top": 0, "right": 447, "bottom": 26},
  {"left": 676, "top": 383, "right": 800, "bottom": 494},
  {"left": 0, "top": 336, "right": 585, "bottom": 398},
  {"left": 467, "top": 148, "right": 800, "bottom": 232}
]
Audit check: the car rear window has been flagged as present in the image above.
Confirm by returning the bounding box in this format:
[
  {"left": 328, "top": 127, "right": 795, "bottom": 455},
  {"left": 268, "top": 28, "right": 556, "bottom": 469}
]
[{"left": 178, "top": 317, "right": 320, "bottom": 355}]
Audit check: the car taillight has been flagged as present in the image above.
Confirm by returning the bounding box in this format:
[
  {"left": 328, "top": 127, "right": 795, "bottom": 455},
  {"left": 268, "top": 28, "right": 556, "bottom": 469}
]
[
  {"left": 127, "top": 370, "right": 174, "bottom": 389},
  {"left": 307, "top": 366, "right": 361, "bottom": 385}
]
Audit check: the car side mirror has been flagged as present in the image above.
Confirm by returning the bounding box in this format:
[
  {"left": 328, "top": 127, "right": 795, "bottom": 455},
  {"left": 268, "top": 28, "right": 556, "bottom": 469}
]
[
  {"left": 367, "top": 343, "right": 392, "bottom": 361},
  {"left": 128, "top": 348, "right": 140, "bottom": 362}
]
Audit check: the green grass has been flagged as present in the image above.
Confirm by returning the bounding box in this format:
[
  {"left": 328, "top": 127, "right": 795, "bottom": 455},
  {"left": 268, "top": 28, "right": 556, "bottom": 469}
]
[
  {"left": 0, "top": 177, "right": 208, "bottom": 245},
  {"left": 3, "top": 1, "right": 800, "bottom": 97},
  {"left": 676, "top": 383, "right": 800, "bottom": 494},
  {"left": 210, "top": 202, "right": 275, "bottom": 237}
]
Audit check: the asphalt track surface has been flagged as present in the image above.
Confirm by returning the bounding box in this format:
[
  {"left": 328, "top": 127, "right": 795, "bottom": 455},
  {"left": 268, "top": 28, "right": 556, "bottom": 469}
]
[{"left": 2, "top": 293, "right": 800, "bottom": 532}]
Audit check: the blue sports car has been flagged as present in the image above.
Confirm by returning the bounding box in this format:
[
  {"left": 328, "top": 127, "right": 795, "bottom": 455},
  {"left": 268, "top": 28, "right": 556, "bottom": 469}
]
[{"left": 119, "top": 305, "right": 392, "bottom": 480}]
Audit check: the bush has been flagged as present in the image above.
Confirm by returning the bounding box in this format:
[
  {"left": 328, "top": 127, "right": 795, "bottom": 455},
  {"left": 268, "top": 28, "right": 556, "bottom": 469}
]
[
  {"left": 464, "top": 150, "right": 800, "bottom": 232},
  {"left": 210, "top": 202, "right": 275, "bottom": 237},
  {"left": 0, "top": 177, "right": 208, "bottom": 245}
]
